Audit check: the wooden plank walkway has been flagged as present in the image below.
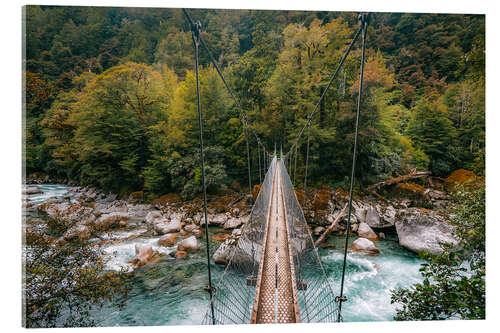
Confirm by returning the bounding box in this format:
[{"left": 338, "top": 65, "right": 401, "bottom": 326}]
[{"left": 251, "top": 161, "right": 300, "bottom": 324}]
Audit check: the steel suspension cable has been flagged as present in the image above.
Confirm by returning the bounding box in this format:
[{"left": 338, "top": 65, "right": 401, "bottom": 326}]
[
  {"left": 262, "top": 143, "right": 265, "bottom": 176},
  {"left": 337, "top": 13, "right": 369, "bottom": 322},
  {"left": 258, "top": 143, "right": 262, "bottom": 184},
  {"left": 183, "top": 8, "right": 264, "bottom": 208},
  {"left": 303, "top": 119, "right": 311, "bottom": 207},
  {"left": 182, "top": 8, "right": 271, "bottom": 157},
  {"left": 245, "top": 126, "right": 253, "bottom": 202},
  {"left": 190, "top": 21, "right": 215, "bottom": 324},
  {"left": 284, "top": 24, "right": 363, "bottom": 157},
  {"left": 293, "top": 141, "right": 298, "bottom": 185}
]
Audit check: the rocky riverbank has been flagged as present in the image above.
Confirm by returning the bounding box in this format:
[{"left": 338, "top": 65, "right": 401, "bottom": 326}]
[
  {"left": 300, "top": 182, "right": 459, "bottom": 255},
  {"left": 23, "top": 171, "right": 470, "bottom": 325},
  {"left": 24, "top": 183, "right": 251, "bottom": 270},
  {"left": 24, "top": 169, "right": 473, "bottom": 270}
]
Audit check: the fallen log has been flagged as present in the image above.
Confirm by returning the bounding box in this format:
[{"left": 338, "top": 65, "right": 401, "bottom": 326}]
[
  {"left": 228, "top": 193, "right": 246, "bottom": 206},
  {"left": 367, "top": 170, "right": 431, "bottom": 191},
  {"left": 314, "top": 203, "right": 348, "bottom": 248}
]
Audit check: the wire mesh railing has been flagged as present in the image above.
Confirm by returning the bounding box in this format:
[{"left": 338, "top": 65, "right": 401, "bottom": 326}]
[
  {"left": 278, "top": 159, "right": 339, "bottom": 323},
  {"left": 202, "top": 156, "right": 277, "bottom": 324},
  {"left": 202, "top": 156, "right": 337, "bottom": 324}
]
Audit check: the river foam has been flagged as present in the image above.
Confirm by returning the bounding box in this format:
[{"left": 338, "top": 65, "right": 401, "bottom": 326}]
[
  {"left": 26, "top": 183, "right": 425, "bottom": 325},
  {"left": 320, "top": 235, "right": 425, "bottom": 322}
]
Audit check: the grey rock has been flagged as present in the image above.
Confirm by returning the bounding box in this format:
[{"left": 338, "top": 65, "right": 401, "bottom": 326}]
[
  {"left": 213, "top": 239, "right": 234, "bottom": 265},
  {"left": 95, "top": 200, "right": 128, "bottom": 214},
  {"left": 352, "top": 201, "right": 367, "bottom": 223},
  {"left": 145, "top": 211, "right": 163, "bottom": 224},
  {"left": 154, "top": 216, "right": 182, "bottom": 235},
  {"left": 224, "top": 216, "right": 245, "bottom": 229},
  {"left": 94, "top": 212, "right": 130, "bottom": 231},
  {"left": 208, "top": 214, "right": 228, "bottom": 226},
  {"left": 177, "top": 236, "right": 200, "bottom": 251},
  {"left": 61, "top": 224, "right": 92, "bottom": 242},
  {"left": 127, "top": 204, "right": 152, "bottom": 218},
  {"left": 381, "top": 205, "right": 397, "bottom": 227},
  {"left": 231, "top": 228, "right": 242, "bottom": 237},
  {"left": 395, "top": 208, "right": 458, "bottom": 255},
  {"left": 357, "top": 222, "right": 378, "bottom": 240},
  {"left": 352, "top": 237, "right": 380, "bottom": 254},
  {"left": 365, "top": 206, "right": 382, "bottom": 228}
]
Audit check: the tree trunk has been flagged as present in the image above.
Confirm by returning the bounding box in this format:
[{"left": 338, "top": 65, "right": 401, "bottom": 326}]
[
  {"left": 314, "top": 203, "right": 348, "bottom": 247},
  {"left": 367, "top": 170, "right": 431, "bottom": 191}
]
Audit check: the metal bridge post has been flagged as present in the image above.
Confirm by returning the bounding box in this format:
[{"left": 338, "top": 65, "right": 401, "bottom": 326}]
[
  {"left": 189, "top": 19, "right": 216, "bottom": 325},
  {"left": 303, "top": 118, "right": 311, "bottom": 207},
  {"left": 337, "top": 12, "right": 370, "bottom": 322}
]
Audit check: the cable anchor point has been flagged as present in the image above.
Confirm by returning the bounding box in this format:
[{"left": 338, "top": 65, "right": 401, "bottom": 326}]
[
  {"left": 335, "top": 295, "right": 348, "bottom": 303},
  {"left": 358, "top": 12, "right": 370, "bottom": 26},
  {"left": 204, "top": 285, "right": 216, "bottom": 293},
  {"left": 191, "top": 20, "right": 202, "bottom": 45}
]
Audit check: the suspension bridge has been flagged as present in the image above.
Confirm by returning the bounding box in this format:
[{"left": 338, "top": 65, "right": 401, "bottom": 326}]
[{"left": 182, "top": 9, "right": 370, "bottom": 324}]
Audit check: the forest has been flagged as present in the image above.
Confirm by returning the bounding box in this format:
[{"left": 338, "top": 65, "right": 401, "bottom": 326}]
[{"left": 24, "top": 6, "right": 485, "bottom": 198}]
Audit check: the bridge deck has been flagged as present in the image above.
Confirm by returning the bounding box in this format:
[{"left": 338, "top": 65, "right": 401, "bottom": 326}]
[{"left": 251, "top": 162, "right": 300, "bottom": 323}]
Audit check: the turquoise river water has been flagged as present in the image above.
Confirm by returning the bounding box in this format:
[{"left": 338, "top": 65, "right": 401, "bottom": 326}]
[{"left": 24, "top": 184, "right": 425, "bottom": 326}]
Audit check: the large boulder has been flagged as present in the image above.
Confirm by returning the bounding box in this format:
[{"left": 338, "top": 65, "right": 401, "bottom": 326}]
[
  {"left": 395, "top": 208, "right": 458, "bottom": 255},
  {"left": 130, "top": 244, "right": 154, "bottom": 269},
  {"left": 154, "top": 216, "right": 182, "bottom": 235},
  {"left": 224, "top": 216, "right": 245, "bottom": 229},
  {"left": 127, "top": 204, "right": 152, "bottom": 218},
  {"left": 203, "top": 214, "right": 227, "bottom": 226},
  {"left": 60, "top": 224, "right": 92, "bottom": 243},
  {"left": 39, "top": 202, "right": 96, "bottom": 228},
  {"left": 352, "top": 201, "right": 367, "bottom": 223},
  {"left": 352, "top": 238, "right": 380, "bottom": 255},
  {"left": 357, "top": 222, "right": 378, "bottom": 240},
  {"left": 365, "top": 206, "right": 381, "bottom": 227},
  {"left": 212, "top": 235, "right": 255, "bottom": 268},
  {"left": 381, "top": 205, "right": 397, "bottom": 227},
  {"left": 177, "top": 236, "right": 200, "bottom": 252},
  {"left": 128, "top": 191, "right": 144, "bottom": 203},
  {"left": 158, "top": 233, "right": 178, "bottom": 247},
  {"left": 94, "top": 212, "right": 130, "bottom": 231},
  {"left": 94, "top": 200, "right": 128, "bottom": 214},
  {"left": 152, "top": 193, "right": 181, "bottom": 209},
  {"left": 213, "top": 239, "right": 235, "bottom": 265},
  {"left": 145, "top": 210, "right": 163, "bottom": 224}
]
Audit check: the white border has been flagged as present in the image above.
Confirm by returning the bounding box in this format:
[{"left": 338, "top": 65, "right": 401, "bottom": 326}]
[{"left": 2, "top": 1, "right": 498, "bottom": 333}]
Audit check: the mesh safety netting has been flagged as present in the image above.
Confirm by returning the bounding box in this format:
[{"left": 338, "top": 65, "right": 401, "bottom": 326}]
[{"left": 202, "top": 157, "right": 337, "bottom": 324}]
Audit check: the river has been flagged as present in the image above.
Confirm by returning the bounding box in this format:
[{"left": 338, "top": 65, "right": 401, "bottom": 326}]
[{"left": 23, "top": 184, "right": 424, "bottom": 326}]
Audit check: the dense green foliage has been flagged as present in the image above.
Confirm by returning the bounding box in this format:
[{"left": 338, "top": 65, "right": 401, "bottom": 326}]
[
  {"left": 23, "top": 229, "right": 129, "bottom": 327},
  {"left": 24, "top": 6, "right": 485, "bottom": 197},
  {"left": 391, "top": 184, "right": 485, "bottom": 320}
]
